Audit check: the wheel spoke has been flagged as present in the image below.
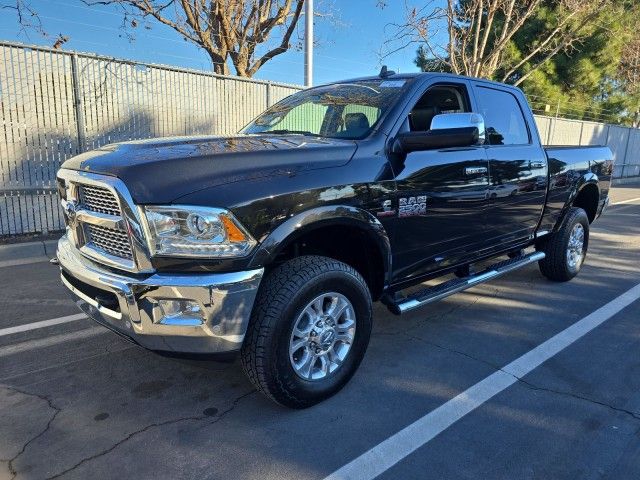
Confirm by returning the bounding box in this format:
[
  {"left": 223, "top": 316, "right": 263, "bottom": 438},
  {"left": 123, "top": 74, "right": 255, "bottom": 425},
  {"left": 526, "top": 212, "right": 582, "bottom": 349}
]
[
  {"left": 304, "top": 306, "right": 318, "bottom": 323},
  {"left": 313, "top": 297, "right": 324, "bottom": 315},
  {"left": 336, "top": 318, "right": 355, "bottom": 333},
  {"left": 327, "top": 297, "right": 348, "bottom": 321},
  {"left": 292, "top": 326, "right": 306, "bottom": 338},
  {"left": 290, "top": 338, "right": 307, "bottom": 353},
  {"left": 328, "top": 348, "right": 342, "bottom": 366},
  {"left": 336, "top": 332, "right": 353, "bottom": 344},
  {"left": 300, "top": 352, "right": 316, "bottom": 379},
  {"left": 319, "top": 355, "right": 330, "bottom": 376}
]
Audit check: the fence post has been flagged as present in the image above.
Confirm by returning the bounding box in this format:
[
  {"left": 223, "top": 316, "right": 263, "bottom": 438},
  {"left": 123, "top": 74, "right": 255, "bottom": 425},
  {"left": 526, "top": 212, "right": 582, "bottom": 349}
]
[
  {"left": 546, "top": 117, "right": 554, "bottom": 145},
  {"left": 620, "top": 127, "right": 632, "bottom": 179},
  {"left": 70, "top": 53, "right": 87, "bottom": 153},
  {"left": 266, "top": 81, "right": 272, "bottom": 109},
  {"left": 578, "top": 122, "right": 585, "bottom": 145}
]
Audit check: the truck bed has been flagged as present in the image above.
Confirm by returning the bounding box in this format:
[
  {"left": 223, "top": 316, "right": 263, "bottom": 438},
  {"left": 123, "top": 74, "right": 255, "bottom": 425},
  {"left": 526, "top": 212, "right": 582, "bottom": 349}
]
[{"left": 539, "top": 144, "right": 613, "bottom": 234}]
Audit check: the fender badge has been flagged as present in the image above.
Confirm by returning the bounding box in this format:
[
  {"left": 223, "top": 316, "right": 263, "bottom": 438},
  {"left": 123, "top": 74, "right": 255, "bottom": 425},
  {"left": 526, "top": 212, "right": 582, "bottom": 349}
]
[{"left": 399, "top": 196, "right": 427, "bottom": 217}]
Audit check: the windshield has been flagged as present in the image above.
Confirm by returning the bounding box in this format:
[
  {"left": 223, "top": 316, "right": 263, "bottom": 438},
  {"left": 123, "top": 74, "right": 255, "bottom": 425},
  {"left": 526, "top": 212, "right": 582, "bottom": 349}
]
[{"left": 241, "top": 79, "right": 412, "bottom": 139}]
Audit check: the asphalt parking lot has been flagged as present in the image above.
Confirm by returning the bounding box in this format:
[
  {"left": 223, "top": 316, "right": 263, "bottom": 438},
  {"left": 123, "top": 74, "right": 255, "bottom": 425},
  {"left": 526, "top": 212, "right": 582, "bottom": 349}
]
[{"left": 1, "top": 184, "right": 639, "bottom": 480}]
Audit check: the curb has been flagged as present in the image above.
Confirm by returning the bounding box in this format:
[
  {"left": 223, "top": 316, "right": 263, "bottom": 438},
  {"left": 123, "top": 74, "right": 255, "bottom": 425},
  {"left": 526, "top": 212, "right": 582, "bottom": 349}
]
[
  {"left": 612, "top": 177, "right": 640, "bottom": 186},
  {"left": 0, "top": 238, "right": 60, "bottom": 262}
]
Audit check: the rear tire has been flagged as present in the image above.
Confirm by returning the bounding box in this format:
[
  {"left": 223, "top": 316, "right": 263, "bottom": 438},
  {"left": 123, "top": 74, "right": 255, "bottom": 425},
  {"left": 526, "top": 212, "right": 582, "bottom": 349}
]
[
  {"left": 241, "top": 255, "right": 372, "bottom": 408},
  {"left": 537, "top": 207, "right": 589, "bottom": 282}
]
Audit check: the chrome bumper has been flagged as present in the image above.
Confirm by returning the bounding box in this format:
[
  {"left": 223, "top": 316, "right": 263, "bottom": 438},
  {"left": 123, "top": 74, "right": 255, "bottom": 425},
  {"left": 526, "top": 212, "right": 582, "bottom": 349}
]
[{"left": 57, "top": 235, "right": 263, "bottom": 353}]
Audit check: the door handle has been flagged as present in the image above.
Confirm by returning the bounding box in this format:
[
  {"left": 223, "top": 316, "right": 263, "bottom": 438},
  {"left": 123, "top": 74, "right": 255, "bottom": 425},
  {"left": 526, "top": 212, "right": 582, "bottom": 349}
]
[{"left": 465, "top": 166, "right": 487, "bottom": 175}]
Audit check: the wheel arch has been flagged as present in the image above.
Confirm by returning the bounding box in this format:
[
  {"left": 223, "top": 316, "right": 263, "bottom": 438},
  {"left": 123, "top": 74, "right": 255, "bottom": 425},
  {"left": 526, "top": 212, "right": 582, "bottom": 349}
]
[
  {"left": 554, "top": 172, "right": 600, "bottom": 231},
  {"left": 248, "top": 205, "right": 392, "bottom": 300},
  {"left": 572, "top": 180, "right": 600, "bottom": 223}
]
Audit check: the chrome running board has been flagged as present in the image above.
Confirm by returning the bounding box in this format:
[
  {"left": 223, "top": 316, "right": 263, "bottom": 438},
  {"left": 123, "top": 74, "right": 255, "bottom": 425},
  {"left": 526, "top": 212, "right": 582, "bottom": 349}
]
[{"left": 388, "top": 251, "right": 545, "bottom": 315}]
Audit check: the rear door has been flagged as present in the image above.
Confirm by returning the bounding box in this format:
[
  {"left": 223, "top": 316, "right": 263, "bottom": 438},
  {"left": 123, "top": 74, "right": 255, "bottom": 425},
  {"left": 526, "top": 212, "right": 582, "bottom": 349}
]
[
  {"left": 391, "top": 80, "right": 490, "bottom": 282},
  {"left": 472, "top": 85, "right": 548, "bottom": 247}
]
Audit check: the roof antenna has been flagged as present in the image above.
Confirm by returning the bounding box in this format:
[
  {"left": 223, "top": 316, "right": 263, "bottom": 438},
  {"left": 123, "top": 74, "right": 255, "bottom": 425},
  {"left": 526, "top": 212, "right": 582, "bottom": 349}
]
[{"left": 379, "top": 65, "right": 396, "bottom": 78}]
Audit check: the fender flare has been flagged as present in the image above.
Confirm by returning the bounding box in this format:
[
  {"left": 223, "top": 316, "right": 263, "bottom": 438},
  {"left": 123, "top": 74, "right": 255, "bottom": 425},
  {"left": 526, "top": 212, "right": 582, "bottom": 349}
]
[
  {"left": 247, "top": 205, "right": 392, "bottom": 283},
  {"left": 554, "top": 172, "right": 599, "bottom": 231}
]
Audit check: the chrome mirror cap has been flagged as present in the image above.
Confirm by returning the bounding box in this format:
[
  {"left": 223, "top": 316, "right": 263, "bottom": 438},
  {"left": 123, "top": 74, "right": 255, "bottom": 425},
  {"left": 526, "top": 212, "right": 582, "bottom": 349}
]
[{"left": 430, "top": 113, "right": 485, "bottom": 144}]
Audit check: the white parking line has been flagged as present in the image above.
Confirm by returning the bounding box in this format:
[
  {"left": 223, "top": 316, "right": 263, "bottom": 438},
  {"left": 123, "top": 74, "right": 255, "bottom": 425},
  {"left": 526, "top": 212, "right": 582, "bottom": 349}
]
[
  {"left": 0, "top": 326, "right": 105, "bottom": 357},
  {"left": 611, "top": 197, "right": 640, "bottom": 206},
  {"left": 324, "top": 282, "right": 640, "bottom": 480},
  {"left": 0, "top": 313, "right": 85, "bottom": 337}
]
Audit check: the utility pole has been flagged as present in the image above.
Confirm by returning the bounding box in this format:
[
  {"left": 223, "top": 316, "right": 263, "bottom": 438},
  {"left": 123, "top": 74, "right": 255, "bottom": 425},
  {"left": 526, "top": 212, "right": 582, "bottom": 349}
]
[{"left": 304, "top": 0, "right": 313, "bottom": 87}]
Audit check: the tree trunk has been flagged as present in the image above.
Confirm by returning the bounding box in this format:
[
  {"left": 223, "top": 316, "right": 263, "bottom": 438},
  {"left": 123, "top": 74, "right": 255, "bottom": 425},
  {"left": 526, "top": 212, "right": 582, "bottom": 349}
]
[{"left": 210, "top": 51, "right": 230, "bottom": 75}]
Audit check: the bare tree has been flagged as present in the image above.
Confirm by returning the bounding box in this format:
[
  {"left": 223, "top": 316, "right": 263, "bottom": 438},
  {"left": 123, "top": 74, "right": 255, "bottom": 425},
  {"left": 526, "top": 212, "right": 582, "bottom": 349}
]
[
  {"left": 1, "top": 0, "right": 45, "bottom": 36},
  {"left": 83, "top": 0, "right": 309, "bottom": 77},
  {"left": 1, "top": 0, "right": 71, "bottom": 48},
  {"left": 381, "top": 0, "right": 607, "bottom": 86}
]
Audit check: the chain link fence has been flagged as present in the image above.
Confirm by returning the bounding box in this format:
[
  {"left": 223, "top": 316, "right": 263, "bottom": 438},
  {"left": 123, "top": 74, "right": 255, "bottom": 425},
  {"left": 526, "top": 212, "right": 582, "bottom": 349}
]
[
  {"left": 534, "top": 115, "right": 640, "bottom": 180},
  {"left": 1, "top": 40, "right": 638, "bottom": 238}
]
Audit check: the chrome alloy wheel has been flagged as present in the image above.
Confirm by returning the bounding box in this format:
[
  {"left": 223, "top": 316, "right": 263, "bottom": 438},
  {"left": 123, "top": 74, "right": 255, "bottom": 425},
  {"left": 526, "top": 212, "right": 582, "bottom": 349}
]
[
  {"left": 289, "top": 292, "right": 356, "bottom": 381},
  {"left": 567, "top": 223, "right": 585, "bottom": 269}
]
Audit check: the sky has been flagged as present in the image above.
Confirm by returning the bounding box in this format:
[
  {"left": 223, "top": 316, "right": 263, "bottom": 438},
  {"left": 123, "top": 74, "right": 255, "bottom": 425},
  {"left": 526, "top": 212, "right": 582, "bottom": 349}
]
[{"left": 0, "top": 0, "right": 444, "bottom": 86}]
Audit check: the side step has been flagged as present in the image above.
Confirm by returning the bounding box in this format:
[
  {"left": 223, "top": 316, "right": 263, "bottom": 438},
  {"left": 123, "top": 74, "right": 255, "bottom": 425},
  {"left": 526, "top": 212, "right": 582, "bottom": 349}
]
[{"left": 387, "top": 251, "right": 545, "bottom": 315}]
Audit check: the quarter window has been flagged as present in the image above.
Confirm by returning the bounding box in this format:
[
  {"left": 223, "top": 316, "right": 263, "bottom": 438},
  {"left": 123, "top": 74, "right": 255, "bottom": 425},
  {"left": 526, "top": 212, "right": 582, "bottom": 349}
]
[{"left": 475, "top": 87, "right": 529, "bottom": 145}]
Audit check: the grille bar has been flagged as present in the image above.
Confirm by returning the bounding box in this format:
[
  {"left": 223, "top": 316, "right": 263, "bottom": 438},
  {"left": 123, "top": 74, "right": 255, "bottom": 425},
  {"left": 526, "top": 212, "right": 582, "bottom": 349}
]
[
  {"left": 80, "top": 184, "right": 121, "bottom": 216},
  {"left": 86, "top": 224, "right": 133, "bottom": 260}
]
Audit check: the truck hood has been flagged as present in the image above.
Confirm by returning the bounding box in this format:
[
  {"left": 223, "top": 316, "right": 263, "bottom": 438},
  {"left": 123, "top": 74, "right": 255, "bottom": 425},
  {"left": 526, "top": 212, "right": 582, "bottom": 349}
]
[{"left": 61, "top": 134, "right": 357, "bottom": 204}]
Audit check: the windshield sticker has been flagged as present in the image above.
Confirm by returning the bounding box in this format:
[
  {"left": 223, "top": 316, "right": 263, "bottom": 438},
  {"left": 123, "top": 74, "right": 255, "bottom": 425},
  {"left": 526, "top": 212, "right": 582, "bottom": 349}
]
[{"left": 379, "top": 80, "right": 406, "bottom": 88}]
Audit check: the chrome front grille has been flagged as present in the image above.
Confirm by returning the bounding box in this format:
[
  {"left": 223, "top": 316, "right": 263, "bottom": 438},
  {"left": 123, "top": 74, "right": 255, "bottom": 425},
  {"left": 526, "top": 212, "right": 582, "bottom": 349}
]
[
  {"left": 80, "top": 185, "right": 121, "bottom": 216},
  {"left": 57, "top": 170, "right": 153, "bottom": 273},
  {"left": 86, "top": 224, "right": 133, "bottom": 260}
]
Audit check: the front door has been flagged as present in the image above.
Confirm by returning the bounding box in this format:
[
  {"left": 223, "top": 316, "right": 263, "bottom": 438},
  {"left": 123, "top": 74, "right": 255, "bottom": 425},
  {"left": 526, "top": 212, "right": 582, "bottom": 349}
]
[{"left": 390, "top": 83, "right": 490, "bottom": 282}]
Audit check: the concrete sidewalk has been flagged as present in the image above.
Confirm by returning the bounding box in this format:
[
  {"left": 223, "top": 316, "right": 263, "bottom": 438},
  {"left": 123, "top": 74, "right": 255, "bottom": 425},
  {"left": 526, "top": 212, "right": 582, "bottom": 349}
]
[{"left": 0, "top": 238, "right": 59, "bottom": 267}]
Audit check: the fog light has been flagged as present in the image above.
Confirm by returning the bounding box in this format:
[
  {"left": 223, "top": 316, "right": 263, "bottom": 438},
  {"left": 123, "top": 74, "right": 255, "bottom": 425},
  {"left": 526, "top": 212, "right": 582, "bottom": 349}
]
[{"left": 156, "top": 299, "right": 203, "bottom": 326}]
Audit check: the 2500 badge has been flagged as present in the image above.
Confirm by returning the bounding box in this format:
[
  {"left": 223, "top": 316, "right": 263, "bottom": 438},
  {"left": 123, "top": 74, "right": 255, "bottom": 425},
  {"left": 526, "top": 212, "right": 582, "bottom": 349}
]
[{"left": 399, "top": 196, "right": 427, "bottom": 217}]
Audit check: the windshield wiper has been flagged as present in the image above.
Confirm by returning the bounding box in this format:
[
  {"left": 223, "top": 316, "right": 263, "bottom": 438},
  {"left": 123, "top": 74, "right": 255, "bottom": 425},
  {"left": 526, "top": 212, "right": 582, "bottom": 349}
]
[{"left": 265, "top": 129, "right": 321, "bottom": 137}]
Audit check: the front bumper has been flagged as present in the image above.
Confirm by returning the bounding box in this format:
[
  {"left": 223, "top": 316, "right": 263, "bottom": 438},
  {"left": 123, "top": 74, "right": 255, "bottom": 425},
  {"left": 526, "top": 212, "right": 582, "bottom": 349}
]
[{"left": 57, "top": 235, "right": 263, "bottom": 353}]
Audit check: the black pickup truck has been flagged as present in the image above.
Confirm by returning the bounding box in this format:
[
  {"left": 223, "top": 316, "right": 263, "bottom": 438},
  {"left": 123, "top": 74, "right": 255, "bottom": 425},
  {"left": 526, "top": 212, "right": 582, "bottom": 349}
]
[{"left": 56, "top": 71, "right": 612, "bottom": 408}]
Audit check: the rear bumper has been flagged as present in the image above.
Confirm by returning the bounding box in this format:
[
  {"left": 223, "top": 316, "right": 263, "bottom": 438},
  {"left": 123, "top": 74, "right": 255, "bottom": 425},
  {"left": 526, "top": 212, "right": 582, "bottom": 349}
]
[{"left": 57, "top": 235, "right": 263, "bottom": 353}]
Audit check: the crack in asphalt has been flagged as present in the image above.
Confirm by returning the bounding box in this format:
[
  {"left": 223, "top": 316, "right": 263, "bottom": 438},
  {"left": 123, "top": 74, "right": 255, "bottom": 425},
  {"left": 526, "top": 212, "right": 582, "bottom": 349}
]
[
  {"left": 514, "top": 378, "right": 640, "bottom": 422},
  {"left": 405, "top": 332, "right": 640, "bottom": 424},
  {"left": 1, "top": 385, "right": 61, "bottom": 480},
  {"left": 45, "top": 389, "right": 256, "bottom": 480}
]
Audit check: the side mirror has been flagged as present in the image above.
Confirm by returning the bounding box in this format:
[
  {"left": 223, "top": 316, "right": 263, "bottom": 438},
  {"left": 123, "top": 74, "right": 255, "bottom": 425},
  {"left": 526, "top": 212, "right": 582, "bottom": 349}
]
[
  {"left": 431, "top": 112, "right": 486, "bottom": 144},
  {"left": 394, "top": 113, "right": 486, "bottom": 154}
]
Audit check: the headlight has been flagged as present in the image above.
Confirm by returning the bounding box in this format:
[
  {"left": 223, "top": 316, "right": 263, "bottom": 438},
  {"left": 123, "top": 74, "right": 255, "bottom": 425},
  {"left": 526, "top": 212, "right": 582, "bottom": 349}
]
[{"left": 142, "top": 206, "right": 256, "bottom": 258}]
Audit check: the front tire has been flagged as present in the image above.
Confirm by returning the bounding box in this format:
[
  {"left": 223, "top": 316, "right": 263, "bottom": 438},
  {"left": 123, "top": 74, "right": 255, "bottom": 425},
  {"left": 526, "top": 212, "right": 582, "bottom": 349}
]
[
  {"left": 537, "top": 207, "right": 589, "bottom": 282},
  {"left": 241, "top": 255, "right": 372, "bottom": 408}
]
